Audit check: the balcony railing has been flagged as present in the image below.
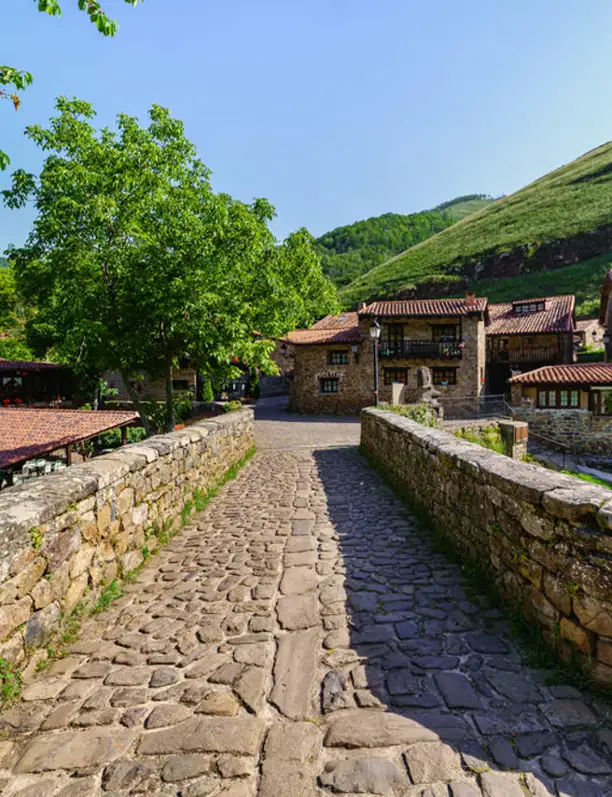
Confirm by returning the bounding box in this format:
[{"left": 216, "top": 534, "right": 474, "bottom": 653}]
[
  {"left": 488, "top": 346, "right": 560, "bottom": 363},
  {"left": 380, "top": 339, "right": 463, "bottom": 360}
]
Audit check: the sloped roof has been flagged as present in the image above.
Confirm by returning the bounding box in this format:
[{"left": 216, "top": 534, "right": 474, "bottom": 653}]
[
  {"left": 575, "top": 318, "right": 602, "bottom": 332},
  {"left": 510, "top": 363, "right": 612, "bottom": 386},
  {"left": 359, "top": 298, "right": 488, "bottom": 317},
  {"left": 0, "top": 358, "right": 65, "bottom": 372},
  {"left": 285, "top": 312, "right": 361, "bottom": 346},
  {"left": 487, "top": 295, "right": 575, "bottom": 336},
  {"left": 0, "top": 408, "right": 139, "bottom": 469}
]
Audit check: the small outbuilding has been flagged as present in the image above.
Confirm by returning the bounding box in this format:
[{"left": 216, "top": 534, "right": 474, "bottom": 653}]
[{"left": 510, "top": 363, "right": 612, "bottom": 415}]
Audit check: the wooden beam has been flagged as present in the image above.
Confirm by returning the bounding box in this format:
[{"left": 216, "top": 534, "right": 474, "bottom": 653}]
[
  {"left": 66, "top": 444, "right": 72, "bottom": 466},
  {"left": 121, "top": 426, "right": 127, "bottom": 446}
]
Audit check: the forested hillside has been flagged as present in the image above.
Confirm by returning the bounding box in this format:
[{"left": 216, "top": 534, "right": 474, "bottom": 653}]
[{"left": 340, "top": 142, "right": 612, "bottom": 307}]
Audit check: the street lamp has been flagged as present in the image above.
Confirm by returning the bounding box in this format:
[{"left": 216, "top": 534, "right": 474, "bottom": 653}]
[{"left": 369, "top": 320, "right": 381, "bottom": 406}]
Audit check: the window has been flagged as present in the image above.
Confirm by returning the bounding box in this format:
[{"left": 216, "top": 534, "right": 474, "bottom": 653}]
[
  {"left": 538, "top": 390, "right": 547, "bottom": 407},
  {"left": 433, "top": 367, "right": 457, "bottom": 386},
  {"left": 560, "top": 391, "right": 568, "bottom": 407},
  {"left": 172, "top": 379, "right": 191, "bottom": 392},
  {"left": 432, "top": 325, "right": 458, "bottom": 341},
  {"left": 328, "top": 350, "right": 349, "bottom": 365},
  {"left": 384, "top": 368, "right": 409, "bottom": 385},
  {"left": 537, "top": 388, "right": 581, "bottom": 409},
  {"left": 570, "top": 390, "right": 579, "bottom": 407},
  {"left": 548, "top": 390, "right": 557, "bottom": 407},
  {"left": 320, "top": 378, "right": 339, "bottom": 394},
  {"left": 513, "top": 301, "right": 545, "bottom": 314}
]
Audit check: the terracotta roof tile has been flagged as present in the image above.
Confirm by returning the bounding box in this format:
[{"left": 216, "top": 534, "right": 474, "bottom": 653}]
[
  {"left": 510, "top": 363, "right": 612, "bottom": 385},
  {"left": 0, "top": 408, "right": 139, "bottom": 469},
  {"left": 285, "top": 312, "right": 361, "bottom": 346},
  {"left": 359, "top": 299, "right": 488, "bottom": 317},
  {"left": 0, "top": 358, "right": 65, "bottom": 372},
  {"left": 487, "top": 295, "right": 575, "bottom": 336},
  {"left": 575, "top": 319, "right": 602, "bottom": 332}
]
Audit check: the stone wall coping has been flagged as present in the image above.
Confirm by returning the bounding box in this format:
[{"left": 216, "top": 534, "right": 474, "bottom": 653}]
[
  {"left": 363, "top": 408, "right": 612, "bottom": 531},
  {"left": 0, "top": 409, "right": 254, "bottom": 541}
]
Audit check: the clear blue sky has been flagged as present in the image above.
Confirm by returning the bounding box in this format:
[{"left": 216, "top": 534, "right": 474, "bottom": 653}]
[{"left": 2, "top": 0, "right": 612, "bottom": 252}]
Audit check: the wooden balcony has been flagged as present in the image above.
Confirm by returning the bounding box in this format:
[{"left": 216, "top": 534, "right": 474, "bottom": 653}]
[
  {"left": 488, "top": 346, "right": 560, "bottom": 363},
  {"left": 380, "top": 340, "right": 463, "bottom": 360}
]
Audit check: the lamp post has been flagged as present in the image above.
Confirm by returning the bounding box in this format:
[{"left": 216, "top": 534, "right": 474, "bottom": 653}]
[{"left": 369, "top": 320, "right": 381, "bottom": 406}]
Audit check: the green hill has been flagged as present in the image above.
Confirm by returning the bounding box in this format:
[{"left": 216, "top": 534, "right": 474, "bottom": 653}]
[
  {"left": 340, "top": 142, "right": 612, "bottom": 307},
  {"left": 457, "top": 251, "right": 611, "bottom": 319},
  {"left": 316, "top": 195, "right": 494, "bottom": 289},
  {"left": 316, "top": 210, "right": 455, "bottom": 288}
]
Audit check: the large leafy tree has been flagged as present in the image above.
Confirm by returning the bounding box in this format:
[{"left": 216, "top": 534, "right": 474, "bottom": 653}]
[
  {"left": 1, "top": 0, "right": 142, "bottom": 169},
  {"left": 3, "top": 98, "right": 338, "bottom": 431}
]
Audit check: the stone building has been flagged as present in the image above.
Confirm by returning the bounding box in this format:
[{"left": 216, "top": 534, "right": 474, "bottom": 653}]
[
  {"left": 288, "top": 296, "right": 488, "bottom": 414},
  {"left": 509, "top": 362, "right": 612, "bottom": 415},
  {"left": 575, "top": 318, "right": 606, "bottom": 350},
  {"left": 486, "top": 295, "right": 576, "bottom": 394},
  {"left": 600, "top": 268, "right": 612, "bottom": 361}
]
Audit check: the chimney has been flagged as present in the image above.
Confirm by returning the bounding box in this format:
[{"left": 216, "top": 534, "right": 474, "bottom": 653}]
[{"left": 465, "top": 291, "right": 476, "bottom": 308}]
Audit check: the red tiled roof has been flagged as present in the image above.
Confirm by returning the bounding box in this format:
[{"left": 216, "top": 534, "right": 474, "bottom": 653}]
[
  {"left": 575, "top": 319, "right": 601, "bottom": 332},
  {"left": 312, "top": 312, "right": 358, "bottom": 330},
  {"left": 510, "top": 363, "right": 612, "bottom": 386},
  {"left": 359, "top": 298, "right": 488, "bottom": 317},
  {"left": 285, "top": 312, "right": 361, "bottom": 346},
  {"left": 0, "top": 408, "right": 139, "bottom": 469},
  {"left": 487, "top": 295, "right": 575, "bottom": 336},
  {"left": 0, "top": 358, "right": 65, "bottom": 372}
]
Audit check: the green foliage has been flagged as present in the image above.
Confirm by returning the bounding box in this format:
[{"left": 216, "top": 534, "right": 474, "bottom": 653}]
[
  {"left": 561, "top": 469, "right": 612, "bottom": 489},
  {"left": 0, "top": 266, "right": 33, "bottom": 359},
  {"left": 28, "top": 527, "right": 43, "bottom": 550},
  {"left": 97, "top": 427, "right": 147, "bottom": 448},
  {"left": 181, "top": 500, "right": 194, "bottom": 526},
  {"left": 340, "top": 143, "right": 612, "bottom": 306},
  {"left": 455, "top": 425, "right": 506, "bottom": 455},
  {"left": 386, "top": 403, "right": 438, "bottom": 427},
  {"left": 3, "top": 99, "right": 338, "bottom": 433},
  {"left": 222, "top": 400, "right": 243, "bottom": 413},
  {"left": 200, "top": 376, "right": 214, "bottom": 403},
  {"left": 0, "top": 658, "right": 22, "bottom": 708},
  {"left": 316, "top": 210, "right": 455, "bottom": 288},
  {"left": 93, "top": 580, "right": 122, "bottom": 613}
]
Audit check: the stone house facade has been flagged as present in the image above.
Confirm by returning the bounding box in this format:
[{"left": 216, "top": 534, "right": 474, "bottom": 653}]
[
  {"left": 486, "top": 296, "right": 576, "bottom": 394},
  {"left": 575, "top": 318, "right": 606, "bottom": 350},
  {"left": 288, "top": 298, "right": 488, "bottom": 414}
]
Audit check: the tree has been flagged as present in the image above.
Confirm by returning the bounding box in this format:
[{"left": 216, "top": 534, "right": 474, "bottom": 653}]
[
  {"left": 0, "top": 267, "right": 33, "bottom": 360},
  {"left": 1, "top": 0, "right": 143, "bottom": 169},
  {"left": 3, "top": 98, "right": 338, "bottom": 432}
]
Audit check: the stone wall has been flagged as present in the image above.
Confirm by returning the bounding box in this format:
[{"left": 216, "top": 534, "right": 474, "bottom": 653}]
[
  {"left": 361, "top": 408, "right": 612, "bottom": 686},
  {"left": 0, "top": 409, "right": 254, "bottom": 666},
  {"left": 513, "top": 406, "right": 612, "bottom": 455}
]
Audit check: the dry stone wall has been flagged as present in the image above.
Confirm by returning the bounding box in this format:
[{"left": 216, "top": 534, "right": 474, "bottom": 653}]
[
  {"left": 0, "top": 409, "right": 254, "bottom": 666},
  {"left": 361, "top": 408, "right": 612, "bottom": 686},
  {"left": 514, "top": 407, "right": 612, "bottom": 455}
]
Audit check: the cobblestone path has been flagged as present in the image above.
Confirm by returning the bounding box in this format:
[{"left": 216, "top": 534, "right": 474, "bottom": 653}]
[{"left": 0, "top": 408, "right": 611, "bottom": 796}]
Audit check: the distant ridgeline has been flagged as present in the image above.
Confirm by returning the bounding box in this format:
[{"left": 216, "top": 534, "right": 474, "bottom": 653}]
[
  {"left": 316, "top": 195, "right": 493, "bottom": 288},
  {"left": 339, "top": 142, "right": 612, "bottom": 309}
]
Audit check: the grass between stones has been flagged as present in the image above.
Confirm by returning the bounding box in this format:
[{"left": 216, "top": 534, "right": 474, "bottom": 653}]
[
  {"left": 0, "top": 443, "right": 257, "bottom": 708},
  {"left": 359, "top": 444, "right": 612, "bottom": 702}
]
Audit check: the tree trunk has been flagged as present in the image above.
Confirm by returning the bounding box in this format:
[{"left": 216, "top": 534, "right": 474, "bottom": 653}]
[
  {"left": 121, "top": 370, "right": 153, "bottom": 437},
  {"left": 165, "top": 356, "right": 175, "bottom": 433}
]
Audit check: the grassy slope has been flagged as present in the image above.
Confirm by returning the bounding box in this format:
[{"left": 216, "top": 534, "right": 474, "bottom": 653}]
[
  {"left": 340, "top": 142, "right": 612, "bottom": 306},
  {"left": 455, "top": 251, "right": 611, "bottom": 319},
  {"left": 444, "top": 197, "right": 494, "bottom": 220}
]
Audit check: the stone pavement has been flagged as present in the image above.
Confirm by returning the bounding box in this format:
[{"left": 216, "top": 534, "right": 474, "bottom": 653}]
[{"left": 0, "top": 404, "right": 611, "bottom": 796}]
